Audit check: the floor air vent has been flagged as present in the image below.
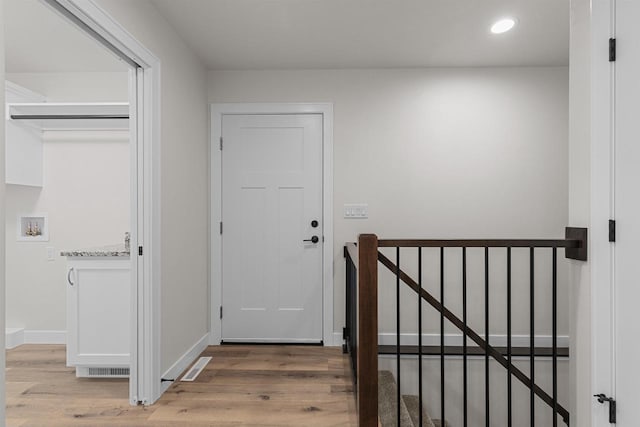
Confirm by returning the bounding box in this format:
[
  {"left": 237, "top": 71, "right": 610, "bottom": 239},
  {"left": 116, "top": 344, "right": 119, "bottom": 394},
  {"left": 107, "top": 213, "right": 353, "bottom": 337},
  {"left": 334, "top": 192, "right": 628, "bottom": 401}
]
[
  {"left": 181, "top": 356, "right": 212, "bottom": 382},
  {"left": 77, "top": 367, "right": 130, "bottom": 378}
]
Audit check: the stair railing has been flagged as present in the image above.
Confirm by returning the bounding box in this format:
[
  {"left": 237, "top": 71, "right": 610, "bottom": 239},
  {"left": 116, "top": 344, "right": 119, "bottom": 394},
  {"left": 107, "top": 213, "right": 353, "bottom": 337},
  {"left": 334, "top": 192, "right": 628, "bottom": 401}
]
[{"left": 344, "top": 229, "right": 587, "bottom": 427}]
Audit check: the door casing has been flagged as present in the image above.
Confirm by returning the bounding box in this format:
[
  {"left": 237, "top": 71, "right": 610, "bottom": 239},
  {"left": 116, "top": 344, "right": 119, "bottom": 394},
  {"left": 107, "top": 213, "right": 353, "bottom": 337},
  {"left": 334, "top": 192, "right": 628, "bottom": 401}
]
[{"left": 210, "top": 103, "right": 335, "bottom": 346}]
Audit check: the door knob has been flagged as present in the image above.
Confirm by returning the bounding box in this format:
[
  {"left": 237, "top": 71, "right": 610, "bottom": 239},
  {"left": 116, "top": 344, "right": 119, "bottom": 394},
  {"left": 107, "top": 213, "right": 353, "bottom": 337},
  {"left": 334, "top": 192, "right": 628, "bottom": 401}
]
[{"left": 304, "top": 236, "right": 319, "bottom": 244}]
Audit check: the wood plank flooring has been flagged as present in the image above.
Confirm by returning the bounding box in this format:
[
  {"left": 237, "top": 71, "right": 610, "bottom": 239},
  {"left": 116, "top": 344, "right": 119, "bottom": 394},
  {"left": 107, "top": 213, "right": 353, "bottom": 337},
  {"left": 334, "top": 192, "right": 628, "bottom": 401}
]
[{"left": 7, "top": 344, "right": 356, "bottom": 426}]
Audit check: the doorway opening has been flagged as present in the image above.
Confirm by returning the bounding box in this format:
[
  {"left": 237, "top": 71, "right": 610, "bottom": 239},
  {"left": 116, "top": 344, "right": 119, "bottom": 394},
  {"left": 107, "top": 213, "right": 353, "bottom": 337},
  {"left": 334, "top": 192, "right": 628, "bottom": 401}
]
[{"left": 3, "top": 0, "right": 162, "bottom": 412}]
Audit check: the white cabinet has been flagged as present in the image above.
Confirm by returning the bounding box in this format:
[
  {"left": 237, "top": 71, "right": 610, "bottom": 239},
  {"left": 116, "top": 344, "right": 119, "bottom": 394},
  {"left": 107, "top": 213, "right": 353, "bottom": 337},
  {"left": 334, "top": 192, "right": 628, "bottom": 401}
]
[
  {"left": 66, "top": 258, "right": 130, "bottom": 377},
  {"left": 5, "top": 82, "right": 45, "bottom": 187}
]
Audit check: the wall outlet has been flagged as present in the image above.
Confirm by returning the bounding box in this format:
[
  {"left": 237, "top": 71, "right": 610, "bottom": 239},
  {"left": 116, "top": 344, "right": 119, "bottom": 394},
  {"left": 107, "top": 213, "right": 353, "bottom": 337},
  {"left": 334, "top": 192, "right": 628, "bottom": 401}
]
[
  {"left": 46, "top": 246, "right": 55, "bottom": 261},
  {"left": 344, "top": 204, "right": 368, "bottom": 219}
]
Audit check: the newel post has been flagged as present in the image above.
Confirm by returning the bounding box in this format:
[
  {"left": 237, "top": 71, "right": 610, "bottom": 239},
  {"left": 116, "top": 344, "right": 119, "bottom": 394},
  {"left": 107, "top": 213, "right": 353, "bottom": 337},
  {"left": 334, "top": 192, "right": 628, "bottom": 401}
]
[{"left": 358, "top": 234, "right": 378, "bottom": 426}]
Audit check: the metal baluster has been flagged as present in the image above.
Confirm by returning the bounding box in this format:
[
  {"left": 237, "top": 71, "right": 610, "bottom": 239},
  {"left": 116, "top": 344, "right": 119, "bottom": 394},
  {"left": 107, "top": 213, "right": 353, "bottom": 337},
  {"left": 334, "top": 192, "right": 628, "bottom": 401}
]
[
  {"left": 507, "top": 247, "right": 512, "bottom": 427},
  {"left": 463, "top": 247, "right": 468, "bottom": 427},
  {"left": 396, "top": 247, "right": 401, "bottom": 427},
  {"left": 552, "top": 248, "right": 558, "bottom": 427},
  {"left": 530, "top": 247, "right": 535, "bottom": 427},
  {"left": 418, "top": 247, "right": 423, "bottom": 427},
  {"left": 440, "top": 247, "right": 445, "bottom": 426},
  {"left": 485, "top": 247, "right": 490, "bottom": 427}
]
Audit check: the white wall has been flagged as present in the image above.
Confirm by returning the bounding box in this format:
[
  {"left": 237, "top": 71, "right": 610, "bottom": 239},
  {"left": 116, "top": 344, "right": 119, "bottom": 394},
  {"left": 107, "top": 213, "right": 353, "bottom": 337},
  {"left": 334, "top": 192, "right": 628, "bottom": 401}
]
[
  {"left": 5, "top": 137, "right": 129, "bottom": 331},
  {"left": 568, "top": 0, "right": 591, "bottom": 425},
  {"left": 94, "top": 0, "right": 210, "bottom": 375},
  {"left": 208, "top": 67, "right": 570, "bottom": 337},
  {"left": 0, "top": 1, "right": 7, "bottom": 423}
]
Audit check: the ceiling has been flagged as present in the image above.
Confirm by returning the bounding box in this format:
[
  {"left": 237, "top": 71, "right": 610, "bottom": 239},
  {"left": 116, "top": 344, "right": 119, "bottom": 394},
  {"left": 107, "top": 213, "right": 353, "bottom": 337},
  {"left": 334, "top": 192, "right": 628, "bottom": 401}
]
[
  {"left": 5, "top": 0, "right": 128, "bottom": 73},
  {"left": 151, "top": 0, "right": 569, "bottom": 70}
]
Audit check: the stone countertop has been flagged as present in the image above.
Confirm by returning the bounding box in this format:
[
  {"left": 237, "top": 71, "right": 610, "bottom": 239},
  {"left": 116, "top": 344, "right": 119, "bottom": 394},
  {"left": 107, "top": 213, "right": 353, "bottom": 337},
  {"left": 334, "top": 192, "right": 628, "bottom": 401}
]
[{"left": 60, "top": 244, "right": 130, "bottom": 257}]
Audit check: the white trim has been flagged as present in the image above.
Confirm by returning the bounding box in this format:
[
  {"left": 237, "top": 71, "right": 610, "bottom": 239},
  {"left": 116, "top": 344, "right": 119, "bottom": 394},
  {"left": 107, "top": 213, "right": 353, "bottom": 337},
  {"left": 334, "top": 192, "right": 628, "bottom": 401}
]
[
  {"left": 43, "top": 0, "right": 157, "bottom": 68},
  {"left": 160, "top": 333, "right": 209, "bottom": 394},
  {"left": 591, "top": 1, "right": 615, "bottom": 426},
  {"left": 377, "top": 333, "right": 570, "bottom": 349},
  {"left": 44, "top": 0, "right": 163, "bottom": 406},
  {"left": 23, "top": 330, "right": 66, "bottom": 345},
  {"left": 5, "top": 328, "right": 25, "bottom": 349},
  {"left": 210, "top": 103, "right": 335, "bottom": 347}
]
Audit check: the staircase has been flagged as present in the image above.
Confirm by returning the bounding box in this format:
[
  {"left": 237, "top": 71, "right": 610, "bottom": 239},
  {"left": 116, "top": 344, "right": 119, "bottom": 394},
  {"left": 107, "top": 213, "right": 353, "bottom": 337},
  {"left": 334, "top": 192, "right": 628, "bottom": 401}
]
[{"left": 378, "top": 370, "right": 449, "bottom": 427}]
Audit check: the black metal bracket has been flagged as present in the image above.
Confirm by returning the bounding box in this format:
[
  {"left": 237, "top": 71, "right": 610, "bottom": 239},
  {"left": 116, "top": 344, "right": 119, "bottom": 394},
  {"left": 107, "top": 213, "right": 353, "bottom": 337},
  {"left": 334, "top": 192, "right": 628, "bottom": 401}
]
[
  {"left": 609, "top": 220, "right": 616, "bottom": 242},
  {"left": 565, "top": 227, "right": 588, "bottom": 261},
  {"left": 609, "top": 38, "right": 616, "bottom": 62},
  {"left": 594, "top": 394, "right": 616, "bottom": 423}
]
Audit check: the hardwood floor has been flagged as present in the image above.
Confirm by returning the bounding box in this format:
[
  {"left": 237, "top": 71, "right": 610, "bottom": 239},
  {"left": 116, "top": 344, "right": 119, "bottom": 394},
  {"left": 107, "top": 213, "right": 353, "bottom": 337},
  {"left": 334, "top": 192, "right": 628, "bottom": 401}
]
[{"left": 7, "top": 344, "right": 357, "bottom": 426}]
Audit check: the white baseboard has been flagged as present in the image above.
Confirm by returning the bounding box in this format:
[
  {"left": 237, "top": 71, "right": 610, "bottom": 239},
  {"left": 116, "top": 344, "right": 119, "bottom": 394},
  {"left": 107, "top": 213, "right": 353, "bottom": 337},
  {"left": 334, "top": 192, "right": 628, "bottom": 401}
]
[
  {"left": 24, "top": 330, "right": 66, "bottom": 344},
  {"left": 160, "top": 333, "right": 210, "bottom": 394},
  {"left": 6, "top": 328, "right": 25, "bottom": 349},
  {"left": 333, "top": 332, "right": 343, "bottom": 347},
  {"left": 6, "top": 329, "right": 66, "bottom": 348}
]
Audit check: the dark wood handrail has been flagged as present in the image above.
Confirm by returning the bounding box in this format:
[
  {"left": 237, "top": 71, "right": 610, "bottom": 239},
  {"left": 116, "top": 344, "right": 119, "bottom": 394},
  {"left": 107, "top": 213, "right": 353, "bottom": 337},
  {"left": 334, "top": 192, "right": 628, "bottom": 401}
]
[{"left": 378, "top": 239, "right": 581, "bottom": 248}]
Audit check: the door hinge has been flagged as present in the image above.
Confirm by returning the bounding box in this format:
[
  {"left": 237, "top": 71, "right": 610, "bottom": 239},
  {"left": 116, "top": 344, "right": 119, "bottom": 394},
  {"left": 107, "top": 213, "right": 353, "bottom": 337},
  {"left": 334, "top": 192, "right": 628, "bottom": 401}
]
[
  {"left": 220, "top": 222, "right": 223, "bottom": 235},
  {"left": 609, "top": 220, "right": 616, "bottom": 242},
  {"left": 219, "top": 136, "right": 223, "bottom": 150},
  {"left": 609, "top": 38, "right": 616, "bottom": 62},
  {"left": 594, "top": 394, "right": 616, "bottom": 423},
  {"left": 219, "top": 306, "right": 223, "bottom": 319},
  {"left": 138, "top": 246, "right": 143, "bottom": 256}
]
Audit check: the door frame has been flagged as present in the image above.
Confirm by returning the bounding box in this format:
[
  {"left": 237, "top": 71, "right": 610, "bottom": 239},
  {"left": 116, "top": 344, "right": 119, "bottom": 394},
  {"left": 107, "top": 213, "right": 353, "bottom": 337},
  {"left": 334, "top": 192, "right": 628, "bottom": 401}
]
[
  {"left": 40, "top": 0, "right": 163, "bottom": 405},
  {"left": 591, "top": 0, "right": 615, "bottom": 425},
  {"left": 210, "top": 103, "right": 335, "bottom": 346}
]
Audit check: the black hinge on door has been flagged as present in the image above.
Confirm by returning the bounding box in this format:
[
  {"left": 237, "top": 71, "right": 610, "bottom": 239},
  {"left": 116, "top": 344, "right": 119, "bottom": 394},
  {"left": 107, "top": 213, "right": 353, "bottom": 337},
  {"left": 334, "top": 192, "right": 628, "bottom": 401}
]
[
  {"left": 219, "top": 136, "right": 223, "bottom": 150},
  {"left": 609, "top": 220, "right": 616, "bottom": 242},
  {"left": 219, "top": 306, "right": 223, "bottom": 319},
  {"left": 594, "top": 394, "right": 616, "bottom": 423},
  {"left": 220, "top": 222, "right": 223, "bottom": 235},
  {"left": 609, "top": 38, "right": 616, "bottom": 61},
  {"left": 138, "top": 246, "right": 143, "bottom": 256}
]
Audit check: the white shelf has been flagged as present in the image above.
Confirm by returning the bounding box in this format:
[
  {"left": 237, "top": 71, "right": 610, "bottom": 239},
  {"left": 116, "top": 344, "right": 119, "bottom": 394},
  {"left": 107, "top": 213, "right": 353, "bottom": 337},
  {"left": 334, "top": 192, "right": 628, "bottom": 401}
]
[{"left": 8, "top": 102, "right": 129, "bottom": 131}]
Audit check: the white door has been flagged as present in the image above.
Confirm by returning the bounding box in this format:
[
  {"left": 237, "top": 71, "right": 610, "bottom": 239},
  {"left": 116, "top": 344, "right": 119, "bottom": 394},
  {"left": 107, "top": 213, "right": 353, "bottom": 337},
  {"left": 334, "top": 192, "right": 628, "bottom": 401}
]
[
  {"left": 611, "top": 1, "right": 640, "bottom": 424},
  {"left": 221, "top": 114, "right": 323, "bottom": 343}
]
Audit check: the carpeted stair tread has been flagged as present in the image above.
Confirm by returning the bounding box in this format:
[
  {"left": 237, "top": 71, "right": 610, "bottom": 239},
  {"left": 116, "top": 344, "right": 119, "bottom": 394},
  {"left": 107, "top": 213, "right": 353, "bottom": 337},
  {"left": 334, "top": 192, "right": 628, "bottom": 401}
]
[
  {"left": 378, "top": 370, "right": 414, "bottom": 427},
  {"left": 402, "top": 395, "right": 436, "bottom": 427}
]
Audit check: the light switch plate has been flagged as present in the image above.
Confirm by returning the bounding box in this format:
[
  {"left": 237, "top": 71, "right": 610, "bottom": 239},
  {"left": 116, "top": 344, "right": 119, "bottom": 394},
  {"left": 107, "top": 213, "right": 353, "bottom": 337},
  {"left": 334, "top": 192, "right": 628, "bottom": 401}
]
[
  {"left": 344, "top": 204, "right": 368, "bottom": 219},
  {"left": 46, "top": 246, "right": 55, "bottom": 261}
]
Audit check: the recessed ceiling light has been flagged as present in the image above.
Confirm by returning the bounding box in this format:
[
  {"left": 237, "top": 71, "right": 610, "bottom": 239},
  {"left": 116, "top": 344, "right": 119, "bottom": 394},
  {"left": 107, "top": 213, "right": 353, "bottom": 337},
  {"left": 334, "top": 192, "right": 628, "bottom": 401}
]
[{"left": 491, "top": 18, "right": 517, "bottom": 34}]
